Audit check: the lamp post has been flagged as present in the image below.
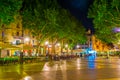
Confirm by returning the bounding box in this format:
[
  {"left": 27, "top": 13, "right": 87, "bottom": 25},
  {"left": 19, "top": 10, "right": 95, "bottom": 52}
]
[
  {"left": 56, "top": 43, "right": 60, "bottom": 55},
  {"left": 76, "top": 45, "right": 79, "bottom": 49},
  {"left": 23, "top": 37, "right": 30, "bottom": 52},
  {"left": 65, "top": 44, "right": 68, "bottom": 54},
  {"left": 24, "top": 37, "right": 30, "bottom": 43},
  {"left": 45, "top": 41, "right": 49, "bottom": 55},
  {"left": 20, "top": 37, "right": 30, "bottom": 64},
  {"left": 48, "top": 44, "right": 52, "bottom": 54}
]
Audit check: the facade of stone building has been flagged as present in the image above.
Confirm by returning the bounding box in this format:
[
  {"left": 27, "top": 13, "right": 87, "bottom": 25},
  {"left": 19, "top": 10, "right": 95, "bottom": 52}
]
[
  {"left": 86, "top": 29, "right": 110, "bottom": 53},
  {"left": 92, "top": 36, "right": 109, "bottom": 52},
  {"left": 0, "top": 16, "right": 38, "bottom": 57}
]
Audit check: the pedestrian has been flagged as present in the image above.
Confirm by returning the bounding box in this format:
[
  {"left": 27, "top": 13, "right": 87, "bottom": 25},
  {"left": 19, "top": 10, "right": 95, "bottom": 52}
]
[{"left": 20, "top": 52, "right": 23, "bottom": 64}]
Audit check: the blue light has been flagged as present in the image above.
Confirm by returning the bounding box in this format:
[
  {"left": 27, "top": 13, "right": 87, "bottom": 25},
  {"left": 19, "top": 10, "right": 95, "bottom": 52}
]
[{"left": 88, "top": 60, "right": 95, "bottom": 69}]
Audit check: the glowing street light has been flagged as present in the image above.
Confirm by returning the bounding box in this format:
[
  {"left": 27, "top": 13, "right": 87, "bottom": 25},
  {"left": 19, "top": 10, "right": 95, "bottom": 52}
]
[
  {"left": 45, "top": 41, "right": 49, "bottom": 55},
  {"left": 45, "top": 41, "right": 49, "bottom": 45},
  {"left": 24, "top": 37, "right": 30, "bottom": 43},
  {"left": 76, "top": 45, "right": 79, "bottom": 49},
  {"left": 20, "top": 37, "right": 30, "bottom": 64},
  {"left": 65, "top": 44, "right": 68, "bottom": 54},
  {"left": 65, "top": 44, "right": 68, "bottom": 48},
  {"left": 56, "top": 43, "right": 60, "bottom": 46},
  {"left": 55, "top": 43, "right": 60, "bottom": 54}
]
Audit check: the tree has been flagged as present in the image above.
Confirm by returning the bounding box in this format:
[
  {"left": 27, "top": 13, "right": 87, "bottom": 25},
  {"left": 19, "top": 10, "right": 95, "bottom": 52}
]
[
  {"left": 21, "top": 0, "right": 87, "bottom": 54},
  {"left": 0, "top": 0, "right": 22, "bottom": 27},
  {"left": 88, "top": 0, "right": 120, "bottom": 44}
]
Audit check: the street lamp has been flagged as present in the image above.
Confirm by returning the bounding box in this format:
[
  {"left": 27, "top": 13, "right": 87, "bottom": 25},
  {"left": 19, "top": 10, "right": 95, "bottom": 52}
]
[
  {"left": 24, "top": 37, "right": 30, "bottom": 43},
  {"left": 76, "top": 45, "right": 80, "bottom": 49},
  {"left": 65, "top": 44, "right": 68, "bottom": 54},
  {"left": 48, "top": 44, "right": 52, "bottom": 54},
  {"left": 45, "top": 41, "right": 49, "bottom": 55},
  {"left": 45, "top": 41, "right": 49, "bottom": 45},
  {"left": 55, "top": 43, "right": 60, "bottom": 54},
  {"left": 22, "top": 37, "right": 30, "bottom": 52},
  {"left": 20, "top": 37, "right": 30, "bottom": 64},
  {"left": 56, "top": 43, "right": 60, "bottom": 46},
  {"left": 65, "top": 44, "right": 68, "bottom": 48}
]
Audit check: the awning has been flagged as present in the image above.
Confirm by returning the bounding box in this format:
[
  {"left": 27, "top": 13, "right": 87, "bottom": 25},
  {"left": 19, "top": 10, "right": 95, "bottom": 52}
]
[
  {"left": 0, "top": 42, "right": 20, "bottom": 49},
  {"left": 73, "top": 49, "right": 83, "bottom": 53},
  {"left": 22, "top": 45, "right": 37, "bottom": 50}
]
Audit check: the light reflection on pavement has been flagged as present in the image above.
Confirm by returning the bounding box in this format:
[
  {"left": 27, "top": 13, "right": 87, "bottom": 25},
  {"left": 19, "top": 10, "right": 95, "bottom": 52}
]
[
  {"left": 22, "top": 57, "right": 120, "bottom": 80},
  {"left": 1, "top": 57, "right": 120, "bottom": 80}
]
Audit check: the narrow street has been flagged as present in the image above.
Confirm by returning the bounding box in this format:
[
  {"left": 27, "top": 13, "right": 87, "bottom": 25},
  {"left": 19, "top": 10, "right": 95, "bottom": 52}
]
[{"left": 1, "top": 57, "right": 120, "bottom": 80}]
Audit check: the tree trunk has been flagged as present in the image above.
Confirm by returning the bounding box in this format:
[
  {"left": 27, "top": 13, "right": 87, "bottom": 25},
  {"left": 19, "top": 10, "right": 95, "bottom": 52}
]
[
  {"left": 51, "top": 38, "right": 55, "bottom": 55},
  {"left": 61, "top": 40, "right": 64, "bottom": 54}
]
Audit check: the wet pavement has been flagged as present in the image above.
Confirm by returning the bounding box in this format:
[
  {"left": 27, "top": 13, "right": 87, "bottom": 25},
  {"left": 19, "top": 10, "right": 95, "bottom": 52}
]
[{"left": 1, "top": 57, "right": 120, "bottom": 80}]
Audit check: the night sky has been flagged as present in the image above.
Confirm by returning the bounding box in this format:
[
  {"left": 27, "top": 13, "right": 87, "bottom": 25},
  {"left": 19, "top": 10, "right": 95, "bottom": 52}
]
[{"left": 58, "top": 0, "right": 94, "bottom": 34}]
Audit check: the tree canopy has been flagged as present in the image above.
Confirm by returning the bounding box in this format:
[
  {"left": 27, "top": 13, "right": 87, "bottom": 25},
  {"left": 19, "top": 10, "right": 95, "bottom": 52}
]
[
  {"left": 20, "top": 0, "right": 87, "bottom": 47},
  {"left": 88, "top": 0, "right": 120, "bottom": 44},
  {"left": 0, "top": 0, "right": 22, "bottom": 26}
]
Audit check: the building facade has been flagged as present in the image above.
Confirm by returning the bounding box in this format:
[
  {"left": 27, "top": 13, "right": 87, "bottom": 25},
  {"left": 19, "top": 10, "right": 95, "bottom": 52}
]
[
  {"left": 92, "top": 36, "right": 109, "bottom": 52},
  {"left": 0, "top": 16, "right": 38, "bottom": 57}
]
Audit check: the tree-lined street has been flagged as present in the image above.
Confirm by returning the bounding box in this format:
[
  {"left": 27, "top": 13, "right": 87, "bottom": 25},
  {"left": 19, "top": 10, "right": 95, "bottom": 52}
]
[{"left": 1, "top": 0, "right": 120, "bottom": 80}]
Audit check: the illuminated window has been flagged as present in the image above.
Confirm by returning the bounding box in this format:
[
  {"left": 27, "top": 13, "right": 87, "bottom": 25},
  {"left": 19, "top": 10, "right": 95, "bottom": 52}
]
[{"left": 16, "top": 40, "right": 21, "bottom": 45}]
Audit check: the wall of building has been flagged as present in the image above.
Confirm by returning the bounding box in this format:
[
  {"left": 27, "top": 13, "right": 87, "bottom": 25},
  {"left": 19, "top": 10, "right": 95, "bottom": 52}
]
[
  {"left": 92, "top": 36, "right": 109, "bottom": 52},
  {"left": 0, "top": 15, "right": 38, "bottom": 57}
]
